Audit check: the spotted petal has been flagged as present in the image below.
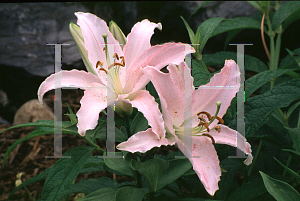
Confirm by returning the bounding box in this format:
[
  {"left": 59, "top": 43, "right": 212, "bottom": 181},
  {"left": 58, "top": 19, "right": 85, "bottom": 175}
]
[
  {"left": 175, "top": 135, "right": 221, "bottom": 196},
  {"left": 209, "top": 125, "right": 253, "bottom": 165},
  {"left": 192, "top": 60, "right": 240, "bottom": 127},
  {"left": 76, "top": 83, "right": 109, "bottom": 136}
]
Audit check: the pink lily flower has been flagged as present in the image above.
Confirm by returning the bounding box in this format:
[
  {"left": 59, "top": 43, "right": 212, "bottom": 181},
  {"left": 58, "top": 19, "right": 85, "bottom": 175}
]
[
  {"left": 117, "top": 60, "right": 253, "bottom": 195},
  {"left": 38, "top": 12, "right": 194, "bottom": 136}
]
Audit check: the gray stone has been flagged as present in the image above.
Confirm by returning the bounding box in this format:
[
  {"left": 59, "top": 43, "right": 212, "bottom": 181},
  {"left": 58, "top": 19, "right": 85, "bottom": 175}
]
[{"left": 0, "top": 3, "right": 88, "bottom": 77}]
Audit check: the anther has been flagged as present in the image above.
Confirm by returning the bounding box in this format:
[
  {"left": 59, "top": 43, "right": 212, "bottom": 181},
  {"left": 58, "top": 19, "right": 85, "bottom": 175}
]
[
  {"left": 202, "top": 133, "right": 215, "bottom": 144},
  {"left": 96, "top": 61, "right": 107, "bottom": 74},
  {"left": 113, "top": 53, "right": 119, "bottom": 60},
  {"left": 215, "top": 126, "right": 221, "bottom": 133},
  {"left": 211, "top": 116, "right": 224, "bottom": 124},
  {"left": 198, "top": 122, "right": 210, "bottom": 132},
  {"left": 197, "top": 111, "right": 212, "bottom": 121}
]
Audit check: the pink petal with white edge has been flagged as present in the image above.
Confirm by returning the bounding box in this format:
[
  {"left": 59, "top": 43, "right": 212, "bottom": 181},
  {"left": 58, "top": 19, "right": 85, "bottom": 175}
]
[
  {"left": 124, "top": 19, "right": 162, "bottom": 71},
  {"left": 129, "top": 90, "right": 166, "bottom": 139},
  {"left": 75, "top": 12, "right": 123, "bottom": 83},
  {"left": 143, "top": 66, "right": 185, "bottom": 128},
  {"left": 209, "top": 125, "right": 253, "bottom": 165},
  {"left": 117, "top": 128, "right": 176, "bottom": 153},
  {"left": 76, "top": 82, "right": 108, "bottom": 136},
  {"left": 192, "top": 60, "right": 240, "bottom": 127},
  {"left": 125, "top": 43, "right": 195, "bottom": 94},
  {"left": 175, "top": 135, "right": 221, "bottom": 196},
  {"left": 38, "top": 70, "right": 103, "bottom": 104}
]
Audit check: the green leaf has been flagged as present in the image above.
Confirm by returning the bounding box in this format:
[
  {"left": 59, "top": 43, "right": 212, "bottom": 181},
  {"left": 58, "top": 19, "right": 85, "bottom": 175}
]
[
  {"left": 210, "top": 17, "right": 261, "bottom": 38},
  {"left": 286, "top": 49, "right": 300, "bottom": 68},
  {"left": 279, "top": 48, "right": 300, "bottom": 69},
  {"left": 131, "top": 112, "right": 149, "bottom": 134},
  {"left": 247, "top": 1, "right": 262, "bottom": 12},
  {"left": 191, "top": 59, "right": 213, "bottom": 87},
  {"left": 69, "top": 22, "right": 95, "bottom": 75},
  {"left": 174, "top": 198, "right": 222, "bottom": 201},
  {"left": 147, "top": 81, "right": 159, "bottom": 99},
  {"left": 78, "top": 187, "right": 117, "bottom": 201},
  {"left": 245, "top": 79, "right": 300, "bottom": 137},
  {"left": 215, "top": 159, "right": 243, "bottom": 200},
  {"left": 189, "top": 1, "right": 213, "bottom": 19},
  {"left": 157, "top": 158, "right": 192, "bottom": 190},
  {"left": 83, "top": 156, "right": 105, "bottom": 168},
  {"left": 260, "top": 171, "right": 300, "bottom": 201},
  {"left": 223, "top": 29, "right": 242, "bottom": 50},
  {"left": 0, "top": 120, "right": 72, "bottom": 134},
  {"left": 6, "top": 168, "right": 51, "bottom": 200},
  {"left": 272, "top": 1, "right": 300, "bottom": 32},
  {"left": 66, "top": 177, "right": 132, "bottom": 196},
  {"left": 104, "top": 152, "right": 136, "bottom": 178},
  {"left": 245, "top": 69, "right": 292, "bottom": 99},
  {"left": 181, "top": 16, "right": 195, "bottom": 44},
  {"left": 41, "top": 145, "right": 95, "bottom": 201},
  {"left": 282, "top": 149, "right": 300, "bottom": 157},
  {"left": 285, "top": 127, "right": 300, "bottom": 152},
  {"left": 93, "top": 120, "right": 128, "bottom": 142},
  {"left": 202, "top": 51, "right": 268, "bottom": 73},
  {"left": 131, "top": 159, "right": 169, "bottom": 191},
  {"left": 2, "top": 126, "right": 78, "bottom": 168},
  {"left": 115, "top": 186, "right": 150, "bottom": 201},
  {"left": 65, "top": 102, "right": 78, "bottom": 124},
  {"left": 197, "top": 17, "right": 224, "bottom": 53},
  {"left": 274, "top": 157, "right": 300, "bottom": 183},
  {"left": 226, "top": 176, "right": 268, "bottom": 201}
]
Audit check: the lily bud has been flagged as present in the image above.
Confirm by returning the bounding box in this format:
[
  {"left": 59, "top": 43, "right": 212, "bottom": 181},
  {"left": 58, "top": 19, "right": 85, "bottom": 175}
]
[
  {"left": 69, "top": 22, "right": 96, "bottom": 75},
  {"left": 109, "top": 20, "right": 127, "bottom": 49}
]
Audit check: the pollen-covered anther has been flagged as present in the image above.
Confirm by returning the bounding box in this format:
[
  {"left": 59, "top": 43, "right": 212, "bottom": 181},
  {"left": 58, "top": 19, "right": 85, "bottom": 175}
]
[
  {"left": 96, "top": 61, "right": 107, "bottom": 74},
  {"left": 197, "top": 111, "right": 212, "bottom": 121},
  {"left": 215, "top": 126, "right": 221, "bottom": 133},
  {"left": 198, "top": 122, "right": 210, "bottom": 132},
  {"left": 211, "top": 116, "right": 224, "bottom": 124},
  {"left": 202, "top": 133, "right": 215, "bottom": 144}
]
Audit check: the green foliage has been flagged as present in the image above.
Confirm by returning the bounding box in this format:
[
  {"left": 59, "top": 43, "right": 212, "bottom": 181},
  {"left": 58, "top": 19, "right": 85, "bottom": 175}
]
[
  {"left": 260, "top": 171, "right": 300, "bottom": 201},
  {"left": 40, "top": 146, "right": 95, "bottom": 201}
]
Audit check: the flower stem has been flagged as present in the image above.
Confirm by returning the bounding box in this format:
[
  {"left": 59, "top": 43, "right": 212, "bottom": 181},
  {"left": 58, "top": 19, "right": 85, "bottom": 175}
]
[
  {"left": 24, "top": 186, "right": 35, "bottom": 201},
  {"left": 248, "top": 140, "right": 263, "bottom": 176},
  {"left": 84, "top": 136, "right": 104, "bottom": 153}
]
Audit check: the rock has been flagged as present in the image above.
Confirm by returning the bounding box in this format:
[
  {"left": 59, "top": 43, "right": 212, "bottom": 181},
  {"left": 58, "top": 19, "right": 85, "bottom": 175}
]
[
  {"left": 13, "top": 99, "right": 54, "bottom": 126},
  {"left": 0, "top": 3, "right": 89, "bottom": 77}
]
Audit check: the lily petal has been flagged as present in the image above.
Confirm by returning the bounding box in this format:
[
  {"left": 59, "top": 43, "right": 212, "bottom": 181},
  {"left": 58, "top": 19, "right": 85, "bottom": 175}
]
[
  {"left": 76, "top": 82, "right": 108, "bottom": 136},
  {"left": 117, "top": 128, "right": 176, "bottom": 153},
  {"left": 143, "top": 66, "right": 185, "bottom": 128},
  {"left": 75, "top": 12, "right": 123, "bottom": 83},
  {"left": 209, "top": 125, "right": 253, "bottom": 165},
  {"left": 175, "top": 135, "right": 221, "bottom": 196},
  {"left": 124, "top": 19, "right": 162, "bottom": 70},
  {"left": 192, "top": 60, "right": 240, "bottom": 125},
  {"left": 125, "top": 43, "right": 195, "bottom": 94},
  {"left": 38, "top": 70, "right": 103, "bottom": 104},
  {"left": 129, "top": 90, "right": 165, "bottom": 139}
]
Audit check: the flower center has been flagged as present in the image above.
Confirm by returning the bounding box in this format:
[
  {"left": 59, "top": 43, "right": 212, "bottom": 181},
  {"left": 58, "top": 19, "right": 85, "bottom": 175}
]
[
  {"left": 95, "top": 33, "right": 126, "bottom": 95},
  {"left": 175, "top": 101, "right": 224, "bottom": 144}
]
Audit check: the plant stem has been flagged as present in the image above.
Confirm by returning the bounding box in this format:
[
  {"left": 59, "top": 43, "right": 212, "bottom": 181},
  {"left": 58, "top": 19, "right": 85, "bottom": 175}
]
[
  {"left": 248, "top": 140, "right": 263, "bottom": 176},
  {"left": 283, "top": 155, "right": 293, "bottom": 176},
  {"left": 84, "top": 136, "right": 104, "bottom": 153},
  {"left": 24, "top": 186, "right": 35, "bottom": 201}
]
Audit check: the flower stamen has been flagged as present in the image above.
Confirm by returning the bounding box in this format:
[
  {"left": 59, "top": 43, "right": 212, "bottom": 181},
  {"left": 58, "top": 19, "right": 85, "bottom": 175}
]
[
  {"left": 96, "top": 61, "right": 107, "bottom": 74},
  {"left": 211, "top": 116, "right": 224, "bottom": 124},
  {"left": 197, "top": 111, "right": 212, "bottom": 121},
  {"left": 202, "top": 133, "right": 215, "bottom": 144}
]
